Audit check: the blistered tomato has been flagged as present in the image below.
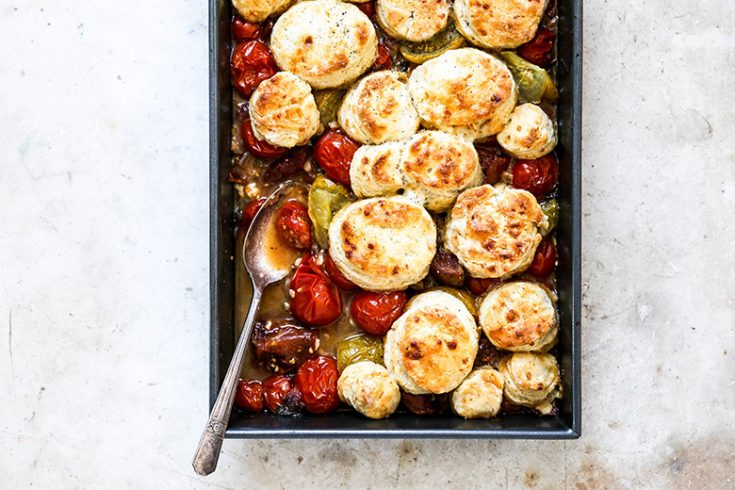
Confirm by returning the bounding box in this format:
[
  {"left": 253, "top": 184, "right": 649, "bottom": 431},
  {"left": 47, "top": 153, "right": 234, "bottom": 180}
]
[
  {"left": 527, "top": 239, "right": 556, "bottom": 277},
  {"left": 350, "top": 291, "right": 407, "bottom": 336},
  {"left": 230, "top": 40, "right": 277, "bottom": 98},
  {"left": 324, "top": 254, "right": 358, "bottom": 291},
  {"left": 475, "top": 143, "right": 511, "bottom": 185},
  {"left": 294, "top": 356, "right": 340, "bottom": 414},
  {"left": 517, "top": 27, "right": 556, "bottom": 67},
  {"left": 241, "top": 197, "right": 267, "bottom": 229},
  {"left": 241, "top": 117, "right": 289, "bottom": 159},
  {"left": 466, "top": 277, "right": 498, "bottom": 296},
  {"left": 512, "top": 154, "right": 559, "bottom": 198},
  {"left": 276, "top": 200, "right": 312, "bottom": 250},
  {"left": 290, "top": 254, "right": 343, "bottom": 326},
  {"left": 374, "top": 44, "right": 393, "bottom": 70},
  {"left": 263, "top": 146, "right": 308, "bottom": 184},
  {"left": 234, "top": 379, "right": 264, "bottom": 412},
  {"left": 262, "top": 375, "right": 293, "bottom": 413},
  {"left": 313, "top": 129, "right": 360, "bottom": 186},
  {"left": 232, "top": 17, "right": 261, "bottom": 42}
]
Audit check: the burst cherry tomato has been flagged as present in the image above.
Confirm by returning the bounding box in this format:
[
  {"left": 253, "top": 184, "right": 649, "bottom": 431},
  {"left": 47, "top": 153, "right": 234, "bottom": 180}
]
[
  {"left": 262, "top": 375, "right": 293, "bottom": 413},
  {"left": 351, "top": 291, "right": 407, "bottom": 336},
  {"left": 230, "top": 40, "right": 277, "bottom": 98},
  {"left": 290, "top": 254, "right": 343, "bottom": 326},
  {"left": 277, "top": 200, "right": 312, "bottom": 250},
  {"left": 234, "top": 379, "right": 264, "bottom": 412},
  {"left": 263, "top": 147, "right": 309, "bottom": 184},
  {"left": 512, "top": 154, "right": 559, "bottom": 198},
  {"left": 475, "top": 143, "right": 511, "bottom": 185},
  {"left": 241, "top": 197, "right": 267, "bottom": 229},
  {"left": 313, "top": 129, "right": 360, "bottom": 186},
  {"left": 527, "top": 239, "right": 556, "bottom": 277},
  {"left": 517, "top": 27, "right": 556, "bottom": 67},
  {"left": 241, "top": 117, "right": 289, "bottom": 159},
  {"left": 373, "top": 44, "right": 392, "bottom": 70},
  {"left": 324, "top": 254, "right": 358, "bottom": 291},
  {"left": 294, "top": 356, "right": 340, "bottom": 414},
  {"left": 355, "top": 1, "right": 376, "bottom": 18},
  {"left": 232, "top": 17, "right": 261, "bottom": 41},
  {"left": 466, "top": 277, "right": 499, "bottom": 296}
]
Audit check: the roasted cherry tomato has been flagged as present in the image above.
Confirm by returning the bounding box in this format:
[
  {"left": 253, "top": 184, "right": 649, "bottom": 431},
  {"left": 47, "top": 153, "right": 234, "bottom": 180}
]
[
  {"left": 241, "top": 197, "right": 267, "bottom": 229},
  {"left": 475, "top": 142, "right": 511, "bottom": 185},
  {"left": 527, "top": 239, "right": 556, "bottom": 277},
  {"left": 232, "top": 17, "right": 261, "bottom": 41},
  {"left": 262, "top": 375, "right": 293, "bottom": 413},
  {"left": 252, "top": 320, "right": 319, "bottom": 373},
  {"left": 263, "top": 147, "right": 309, "bottom": 184},
  {"left": 234, "top": 379, "right": 264, "bottom": 412},
  {"left": 313, "top": 129, "right": 360, "bottom": 186},
  {"left": 290, "top": 254, "right": 343, "bottom": 326},
  {"left": 512, "top": 154, "right": 559, "bottom": 198},
  {"left": 324, "top": 254, "right": 358, "bottom": 291},
  {"left": 230, "top": 40, "right": 277, "bottom": 98},
  {"left": 294, "top": 356, "right": 340, "bottom": 414},
  {"left": 373, "top": 44, "right": 393, "bottom": 70},
  {"left": 277, "top": 200, "right": 312, "bottom": 250},
  {"left": 241, "top": 117, "right": 289, "bottom": 159},
  {"left": 517, "top": 27, "right": 556, "bottom": 67},
  {"left": 466, "top": 277, "right": 498, "bottom": 296},
  {"left": 355, "top": 1, "right": 375, "bottom": 18},
  {"left": 474, "top": 338, "right": 503, "bottom": 369},
  {"left": 430, "top": 250, "right": 465, "bottom": 287},
  {"left": 351, "top": 291, "right": 407, "bottom": 336}
]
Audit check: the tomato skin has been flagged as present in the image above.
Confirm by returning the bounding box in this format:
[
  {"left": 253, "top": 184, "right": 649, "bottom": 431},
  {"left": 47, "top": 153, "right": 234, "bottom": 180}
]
[
  {"left": 290, "top": 254, "right": 343, "bottom": 327},
  {"left": 241, "top": 117, "right": 289, "bottom": 159},
  {"left": 355, "top": 1, "right": 375, "bottom": 18},
  {"left": 294, "top": 356, "right": 340, "bottom": 414},
  {"left": 324, "top": 254, "right": 358, "bottom": 291},
  {"left": 373, "top": 44, "right": 393, "bottom": 70},
  {"left": 276, "top": 200, "right": 312, "bottom": 250},
  {"left": 313, "top": 129, "right": 360, "bottom": 186},
  {"left": 263, "top": 146, "right": 309, "bottom": 184},
  {"left": 232, "top": 17, "right": 261, "bottom": 41},
  {"left": 241, "top": 197, "right": 267, "bottom": 229},
  {"left": 466, "top": 277, "right": 499, "bottom": 296},
  {"left": 351, "top": 291, "right": 407, "bottom": 336},
  {"left": 527, "top": 239, "right": 556, "bottom": 277},
  {"left": 262, "top": 375, "right": 293, "bottom": 413},
  {"left": 234, "top": 379, "right": 264, "bottom": 412},
  {"left": 517, "top": 27, "right": 556, "bottom": 67},
  {"left": 512, "top": 154, "right": 559, "bottom": 198},
  {"left": 230, "top": 40, "right": 278, "bottom": 98},
  {"left": 475, "top": 143, "right": 511, "bottom": 185}
]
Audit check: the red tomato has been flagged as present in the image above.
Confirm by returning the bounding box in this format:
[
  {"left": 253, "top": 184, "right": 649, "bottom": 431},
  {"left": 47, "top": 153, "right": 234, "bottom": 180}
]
[
  {"left": 234, "top": 379, "right": 264, "bottom": 412},
  {"left": 241, "top": 117, "right": 289, "bottom": 159},
  {"left": 241, "top": 197, "right": 267, "bottom": 229},
  {"left": 277, "top": 200, "right": 312, "bottom": 250},
  {"left": 475, "top": 143, "right": 511, "bottom": 185},
  {"left": 355, "top": 1, "right": 375, "bottom": 18},
  {"left": 324, "top": 254, "right": 358, "bottom": 291},
  {"left": 290, "top": 254, "right": 343, "bottom": 326},
  {"left": 263, "top": 146, "right": 309, "bottom": 184},
  {"left": 230, "top": 40, "right": 277, "bottom": 98},
  {"left": 351, "top": 291, "right": 407, "bottom": 336},
  {"left": 258, "top": 18, "right": 275, "bottom": 42},
  {"left": 262, "top": 375, "right": 293, "bottom": 413},
  {"left": 232, "top": 17, "right": 261, "bottom": 41},
  {"left": 373, "top": 44, "right": 393, "bottom": 70},
  {"left": 466, "top": 277, "right": 499, "bottom": 296},
  {"left": 517, "top": 27, "right": 556, "bottom": 67},
  {"left": 294, "top": 356, "right": 340, "bottom": 414},
  {"left": 527, "top": 239, "right": 556, "bottom": 277},
  {"left": 313, "top": 129, "right": 360, "bottom": 186},
  {"left": 512, "top": 154, "right": 559, "bottom": 198}
]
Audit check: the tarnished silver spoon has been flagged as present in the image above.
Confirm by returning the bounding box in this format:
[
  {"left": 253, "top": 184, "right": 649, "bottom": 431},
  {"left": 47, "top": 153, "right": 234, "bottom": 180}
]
[{"left": 192, "top": 180, "right": 308, "bottom": 476}]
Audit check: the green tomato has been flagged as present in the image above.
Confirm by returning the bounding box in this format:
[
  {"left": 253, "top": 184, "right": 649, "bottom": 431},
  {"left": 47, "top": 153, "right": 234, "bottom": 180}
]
[
  {"left": 307, "top": 175, "right": 354, "bottom": 248},
  {"left": 336, "top": 334, "right": 385, "bottom": 372},
  {"left": 541, "top": 199, "right": 559, "bottom": 236},
  {"left": 500, "top": 52, "right": 558, "bottom": 104}
]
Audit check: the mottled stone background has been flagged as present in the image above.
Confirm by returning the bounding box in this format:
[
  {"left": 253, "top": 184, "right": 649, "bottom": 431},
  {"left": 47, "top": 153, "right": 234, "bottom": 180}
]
[{"left": 1, "top": 1, "right": 733, "bottom": 489}]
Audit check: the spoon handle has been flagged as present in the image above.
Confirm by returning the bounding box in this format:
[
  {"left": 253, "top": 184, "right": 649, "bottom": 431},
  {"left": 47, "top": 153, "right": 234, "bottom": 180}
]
[{"left": 192, "top": 287, "right": 263, "bottom": 476}]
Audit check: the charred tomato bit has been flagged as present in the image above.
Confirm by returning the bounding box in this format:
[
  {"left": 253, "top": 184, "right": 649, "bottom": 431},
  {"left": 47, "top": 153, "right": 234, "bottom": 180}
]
[
  {"left": 276, "top": 200, "right": 313, "bottom": 250},
  {"left": 475, "top": 142, "right": 512, "bottom": 185},
  {"left": 430, "top": 250, "right": 465, "bottom": 287},
  {"left": 241, "top": 117, "right": 289, "bottom": 159},
  {"left": 527, "top": 239, "right": 556, "bottom": 277},
  {"left": 290, "top": 253, "right": 343, "bottom": 327},
  {"left": 512, "top": 154, "right": 559, "bottom": 198},
  {"left": 234, "top": 379, "right": 264, "bottom": 412},
  {"left": 232, "top": 17, "right": 261, "bottom": 41},
  {"left": 294, "top": 355, "right": 341, "bottom": 415},
  {"left": 324, "top": 253, "right": 358, "bottom": 291},
  {"left": 262, "top": 375, "right": 297, "bottom": 414},
  {"left": 252, "top": 320, "right": 319, "bottom": 373},
  {"left": 313, "top": 129, "right": 360, "bottom": 186},
  {"left": 263, "top": 146, "right": 309, "bottom": 184},
  {"left": 230, "top": 40, "right": 277, "bottom": 98},
  {"left": 517, "top": 27, "right": 556, "bottom": 67},
  {"left": 350, "top": 290, "right": 408, "bottom": 336}
]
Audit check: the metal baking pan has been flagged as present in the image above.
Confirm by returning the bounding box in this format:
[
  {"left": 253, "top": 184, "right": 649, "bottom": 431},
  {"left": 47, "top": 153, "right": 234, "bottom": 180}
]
[{"left": 209, "top": 0, "right": 582, "bottom": 438}]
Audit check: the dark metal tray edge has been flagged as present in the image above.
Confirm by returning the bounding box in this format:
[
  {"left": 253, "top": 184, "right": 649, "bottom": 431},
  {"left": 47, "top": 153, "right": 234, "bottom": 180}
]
[{"left": 209, "top": 0, "right": 582, "bottom": 439}]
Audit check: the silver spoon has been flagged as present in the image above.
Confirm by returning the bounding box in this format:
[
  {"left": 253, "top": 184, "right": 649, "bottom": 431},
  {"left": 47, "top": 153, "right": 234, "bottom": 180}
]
[{"left": 192, "top": 180, "right": 307, "bottom": 476}]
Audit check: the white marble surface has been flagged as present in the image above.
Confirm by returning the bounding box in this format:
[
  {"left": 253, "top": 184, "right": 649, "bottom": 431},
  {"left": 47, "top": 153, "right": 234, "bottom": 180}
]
[{"left": 1, "top": 1, "right": 734, "bottom": 489}]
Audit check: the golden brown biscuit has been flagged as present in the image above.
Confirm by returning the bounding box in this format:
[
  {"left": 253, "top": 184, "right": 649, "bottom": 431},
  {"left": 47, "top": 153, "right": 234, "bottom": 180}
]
[
  {"left": 350, "top": 142, "right": 405, "bottom": 198},
  {"left": 384, "top": 291, "right": 479, "bottom": 394},
  {"left": 328, "top": 196, "right": 436, "bottom": 291},
  {"left": 232, "top": 0, "right": 294, "bottom": 22},
  {"left": 248, "top": 72, "right": 321, "bottom": 148},
  {"left": 497, "top": 103, "right": 557, "bottom": 159},
  {"left": 451, "top": 366, "right": 505, "bottom": 418},
  {"left": 499, "top": 352, "right": 561, "bottom": 414},
  {"left": 338, "top": 361, "right": 401, "bottom": 419},
  {"left": 479, "top": 282, "right": 558, "bottom": 352},
  {"left": 407, "top": 48, "right": 517, "bottom": 140},
  {"left": 376, "top": 0, "right": 451, "bottom": 42},
  {"left": 445, "top": 184, "right": 547, "bottom": 279},
  {"left": 270, "top": 0, "right": 378, "bottom": 89},
  {"left": 400, "top": 130, "right": 482, "bottom": 212},
  {"left": 338, "top": 71, "right": 419, "bottom": 145},
  {"left": 453, "top": 0, "right": 547, "bottom": 49}
]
